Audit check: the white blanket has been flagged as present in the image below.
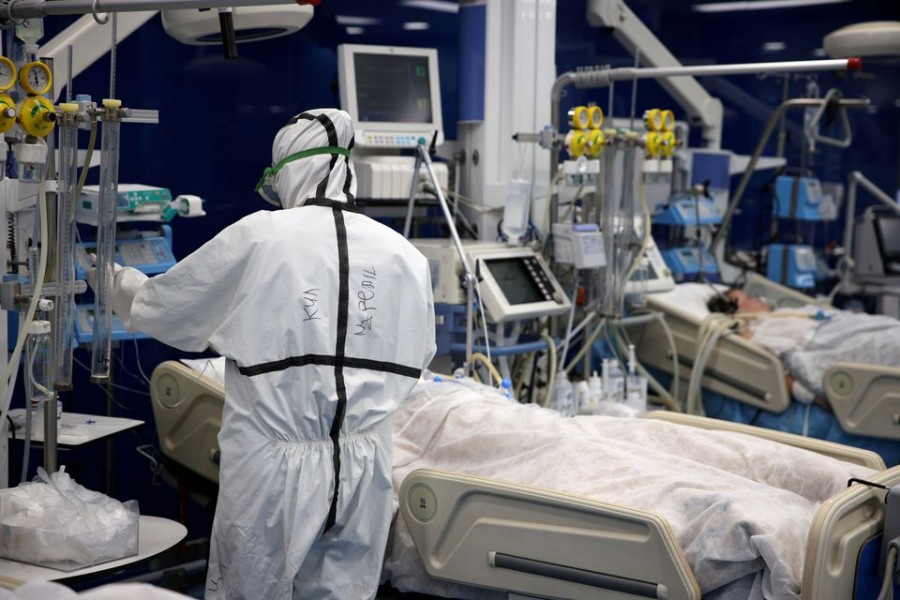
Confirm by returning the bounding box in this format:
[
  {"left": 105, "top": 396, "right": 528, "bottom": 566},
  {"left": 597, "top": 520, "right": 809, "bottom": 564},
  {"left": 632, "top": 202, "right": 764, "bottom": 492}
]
[
  {"left": 787, "top": 309, "right": 900, "bottom": 398},
  {"left": 749, "top": 306, "right": 900, "bottom": 399},
  {"left": 385, "top": 379, "right": 873, "bottom": 599}
]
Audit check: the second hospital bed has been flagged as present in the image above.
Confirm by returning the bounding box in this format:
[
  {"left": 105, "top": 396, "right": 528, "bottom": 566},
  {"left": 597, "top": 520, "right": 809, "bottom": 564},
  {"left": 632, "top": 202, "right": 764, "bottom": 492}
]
[
  {"left": 627, "top": 272, "right": 900, "bottom": 447},
  {"left": 148, "top": 358, "right": 900, "bottom": 600}
]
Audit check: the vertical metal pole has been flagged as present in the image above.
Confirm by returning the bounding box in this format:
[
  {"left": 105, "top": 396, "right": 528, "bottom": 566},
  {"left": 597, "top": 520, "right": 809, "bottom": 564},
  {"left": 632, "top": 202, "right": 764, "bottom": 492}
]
[{"left": 42, "top": 58, "right": 58, "bottom": 474}]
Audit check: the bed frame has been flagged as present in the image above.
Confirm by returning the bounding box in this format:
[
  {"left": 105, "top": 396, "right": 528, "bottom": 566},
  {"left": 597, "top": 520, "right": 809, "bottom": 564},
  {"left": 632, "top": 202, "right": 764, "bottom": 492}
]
[
  {"left": 150, "top": 359, "right": 898, "bottom": 599},
  {"left": 629, "top": 272, "right": 900, "bottom": 439}
]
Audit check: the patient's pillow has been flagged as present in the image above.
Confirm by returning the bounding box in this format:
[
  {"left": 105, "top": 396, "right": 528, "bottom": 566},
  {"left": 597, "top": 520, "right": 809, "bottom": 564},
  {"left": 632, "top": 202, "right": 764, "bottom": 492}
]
[{"left": 649, "top": 282, "right": 728, "bottom": 320}]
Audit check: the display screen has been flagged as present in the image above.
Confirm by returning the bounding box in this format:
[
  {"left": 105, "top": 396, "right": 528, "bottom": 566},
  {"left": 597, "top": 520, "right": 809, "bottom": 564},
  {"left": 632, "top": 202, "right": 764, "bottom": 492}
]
[
  {"left": 875, "top": 210, "right": 900, "bottom": 273},
  {"left": 486, "top": 259, "right": 545, "bottom": 305},
  {"left": 353, "top": 53, "right": 433, "bottom": 124}
]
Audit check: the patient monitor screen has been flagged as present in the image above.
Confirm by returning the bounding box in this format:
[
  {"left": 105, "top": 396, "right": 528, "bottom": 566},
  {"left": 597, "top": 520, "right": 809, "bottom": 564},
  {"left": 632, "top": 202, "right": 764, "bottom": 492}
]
[
  {"left": 876, "top": 212, "right": 900, "bottom": 269},
  {"left": 485, "top": 258, "right": 545, "bottom": 305},
  {"left": 353, "top": 53, "right": 433, "bottom": 124}
]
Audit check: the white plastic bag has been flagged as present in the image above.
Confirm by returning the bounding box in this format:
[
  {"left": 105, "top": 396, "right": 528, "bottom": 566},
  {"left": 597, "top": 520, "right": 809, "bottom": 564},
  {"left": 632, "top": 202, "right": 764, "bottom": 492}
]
[{"left": 0, "top": 467, "right": 139, "bottom": 570}]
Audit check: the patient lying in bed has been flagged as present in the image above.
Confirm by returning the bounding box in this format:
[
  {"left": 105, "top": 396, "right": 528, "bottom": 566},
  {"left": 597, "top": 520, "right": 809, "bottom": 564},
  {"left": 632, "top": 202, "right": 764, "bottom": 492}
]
[
  {"left": 707, "top": 288, "right": 900, "bottom": 405},
  {"left": 385, "top": 376, "right": 873, "bottom": 600}
]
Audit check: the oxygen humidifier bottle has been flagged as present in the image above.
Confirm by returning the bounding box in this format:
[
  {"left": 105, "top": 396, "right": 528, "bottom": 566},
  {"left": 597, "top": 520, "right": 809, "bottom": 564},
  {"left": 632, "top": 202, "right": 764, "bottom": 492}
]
[{"left": 25, "top": 320, "right": 53, "bottom": 414}]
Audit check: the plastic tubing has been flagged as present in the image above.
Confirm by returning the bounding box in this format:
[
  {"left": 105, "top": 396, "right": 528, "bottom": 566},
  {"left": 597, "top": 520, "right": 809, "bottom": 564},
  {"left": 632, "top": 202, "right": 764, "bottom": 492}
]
[
  {"left": 0, "top": 184, "right": 49, "bottom": 437},
  {"left": 90, "top": 109, "right": 121, "bottom": 382},
  {"left": 52, "top": 117, "right": 79, "bottom": 389}
]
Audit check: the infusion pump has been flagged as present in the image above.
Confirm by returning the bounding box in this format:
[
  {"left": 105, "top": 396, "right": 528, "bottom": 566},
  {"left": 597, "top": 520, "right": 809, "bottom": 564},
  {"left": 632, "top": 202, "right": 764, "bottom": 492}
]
[{"left": 412, "top": 240, "right": 571, "bottom": 323}]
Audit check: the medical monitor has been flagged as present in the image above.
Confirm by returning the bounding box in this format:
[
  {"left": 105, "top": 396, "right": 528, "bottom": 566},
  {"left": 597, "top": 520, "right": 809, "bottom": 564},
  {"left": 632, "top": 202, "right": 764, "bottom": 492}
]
[
  {"left": 873, "top": 207, "right": 900, "bottom": 274},
  {"left": 337, "top": 44, "right": 444, "bottom": 149},
  {"left": 411, "top": 240, "right": 571, "bottom": 323}
]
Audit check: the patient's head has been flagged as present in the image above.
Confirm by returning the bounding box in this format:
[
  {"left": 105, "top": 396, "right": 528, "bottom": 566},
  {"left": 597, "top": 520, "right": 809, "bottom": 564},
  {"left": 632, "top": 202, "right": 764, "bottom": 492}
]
[{"left": 707, "top": 289, "right": 771, "bottom": 315}]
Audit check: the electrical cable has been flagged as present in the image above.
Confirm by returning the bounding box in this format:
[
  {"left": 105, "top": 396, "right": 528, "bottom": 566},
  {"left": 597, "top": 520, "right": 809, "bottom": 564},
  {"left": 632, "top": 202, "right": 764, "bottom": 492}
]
[{"left": 131, "top": 337, "right": 152, "bottom": 385}]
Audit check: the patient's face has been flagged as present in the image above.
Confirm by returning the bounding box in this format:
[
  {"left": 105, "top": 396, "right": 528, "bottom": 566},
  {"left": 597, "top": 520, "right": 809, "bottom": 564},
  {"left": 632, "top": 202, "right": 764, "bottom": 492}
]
[{"left": 728, "top": 290, "right": 771, "bottom": 313}]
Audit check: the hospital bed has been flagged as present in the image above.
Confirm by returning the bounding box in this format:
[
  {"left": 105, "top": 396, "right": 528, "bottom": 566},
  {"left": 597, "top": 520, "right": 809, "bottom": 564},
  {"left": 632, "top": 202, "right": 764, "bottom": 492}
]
[
  {"left": 627, "top": 271, "right": 900, "bottom": 442},
  {"left": 148, "top": 359, "right": 900, "bottom": 600}
]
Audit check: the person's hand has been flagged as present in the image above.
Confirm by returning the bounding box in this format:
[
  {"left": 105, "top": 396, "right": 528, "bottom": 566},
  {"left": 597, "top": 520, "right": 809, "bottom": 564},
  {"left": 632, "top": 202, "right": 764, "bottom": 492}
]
[{"left": 85, "top": 253, "right": 125, "bottom": 291}]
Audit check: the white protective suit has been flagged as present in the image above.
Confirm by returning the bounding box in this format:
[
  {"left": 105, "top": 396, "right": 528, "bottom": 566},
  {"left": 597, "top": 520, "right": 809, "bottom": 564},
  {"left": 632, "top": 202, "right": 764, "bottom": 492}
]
[{"left": 107, "top": 109, "right": 436, "bottom": 599}]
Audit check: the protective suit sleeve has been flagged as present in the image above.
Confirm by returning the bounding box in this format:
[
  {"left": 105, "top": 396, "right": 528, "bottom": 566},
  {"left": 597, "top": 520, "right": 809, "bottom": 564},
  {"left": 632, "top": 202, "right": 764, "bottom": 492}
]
[
  {"left": 420, "top": 259, "right": 437, "bottom": 369},
  {"left": 121, "top": 214, "right": 263, "bottom": 352}
]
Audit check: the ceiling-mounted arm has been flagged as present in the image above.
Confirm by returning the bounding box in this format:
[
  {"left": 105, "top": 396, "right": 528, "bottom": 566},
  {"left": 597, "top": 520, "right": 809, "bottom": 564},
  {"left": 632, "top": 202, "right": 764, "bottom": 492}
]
[
  {"left": 0, "top": 0, "right": 307, "bottom": 21},
  {"left": 38, "top": 11, "right": 156, "bottom": 102},
  {"left": 586, "top": 0, "right": 724, "bottom": 149},
  {"left": 806, "top": 88, "right": 853, "bottom": 149}
]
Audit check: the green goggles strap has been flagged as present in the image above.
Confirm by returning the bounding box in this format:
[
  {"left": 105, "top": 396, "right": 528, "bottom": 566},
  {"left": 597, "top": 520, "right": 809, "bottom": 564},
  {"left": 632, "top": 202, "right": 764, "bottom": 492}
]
[{"left": 255, "top": 146, "right": 352, "bottom": 191}]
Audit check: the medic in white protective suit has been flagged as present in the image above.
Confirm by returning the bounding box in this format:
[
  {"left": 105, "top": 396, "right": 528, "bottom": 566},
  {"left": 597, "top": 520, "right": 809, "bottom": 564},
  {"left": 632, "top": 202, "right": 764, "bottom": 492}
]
[{"left": 93, "top": 109, "right": 436, "bottom": 599}]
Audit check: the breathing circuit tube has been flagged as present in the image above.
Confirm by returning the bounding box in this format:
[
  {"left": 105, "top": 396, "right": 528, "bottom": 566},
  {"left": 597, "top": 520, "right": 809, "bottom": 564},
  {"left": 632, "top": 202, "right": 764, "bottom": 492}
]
[{"left": 0, "top": 184, "right": 49, "bottom": 439}]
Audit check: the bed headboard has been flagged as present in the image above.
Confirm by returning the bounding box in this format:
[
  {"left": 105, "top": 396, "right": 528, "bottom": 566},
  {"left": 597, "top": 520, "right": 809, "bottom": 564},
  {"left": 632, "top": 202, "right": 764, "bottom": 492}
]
[{"left": 150, "top": 360, "right": 225, "bottom": 484}]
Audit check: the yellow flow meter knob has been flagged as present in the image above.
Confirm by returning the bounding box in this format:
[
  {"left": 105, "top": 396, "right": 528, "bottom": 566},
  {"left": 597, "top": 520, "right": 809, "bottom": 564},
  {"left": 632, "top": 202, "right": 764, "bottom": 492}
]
[
  {"left": 0, "top": 57, "right": 17, "bottom": 92},
  {"left": 643, "top": 108, "right": 663, "bottom": 132},
  {"left": 19, "top": 96, "right": 57, "bottom": 137},
  {"left": 585, "top": 128, "right": 605, "bottom": 158},
  {"left": 586, "top": 105, "right": 604, "bottom": 130},
  {"left": 102, "top": 98, "right": 122, "bottom": 108},
  {"left": 58, "top": 102, "right": 79, "bottom": 113},
  {"left": 568, "top": 106, "right": 589, "bottom": 130},
  {"left": 565, "top": 130, "right": 587, "bottom": 158},
  {"left": 661, "top": 109, "right": 675, "bottom": 132},
  {"left": 645, "top": 131, "right": 663, "bottom": 158},
  {"left": 660, "top": 131, "right": 677, "bottom": 158},
  {"left": 19, "top": 61, "right": 52, "bottom": 96},
  {"left": 0, "top": 93, "right": 16, "bottom": 133}
]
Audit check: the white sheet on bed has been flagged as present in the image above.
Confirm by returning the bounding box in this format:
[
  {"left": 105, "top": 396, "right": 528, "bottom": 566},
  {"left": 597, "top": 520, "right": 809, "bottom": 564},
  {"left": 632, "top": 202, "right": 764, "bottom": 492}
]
[{"left": 385, "top": 378, "right": 874, "bottom": 600}]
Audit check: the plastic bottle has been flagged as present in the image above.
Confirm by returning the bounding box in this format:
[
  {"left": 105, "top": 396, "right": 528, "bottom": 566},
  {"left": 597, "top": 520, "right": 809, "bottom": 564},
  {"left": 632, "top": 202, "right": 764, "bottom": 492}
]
[
  {"left": 602, "top": 358, "right": 624, "bottom": 403},
  {"left": 25, "top": 320, "right": 53, "bottom": 414},
  {"left": 584, "top": 371, "right": 603, "bottom": 414},
  {"left": 553, "top": 371, "right": 574, "bottom": 417},
  {"left": 625, "top": 344, "right": 647, "bottom": 412},
  {"left": 500, "top": 179, "right": 531, "bottom": 243},
  {"left": 574, "top": 380, "right": 590, "bottom": 414}
]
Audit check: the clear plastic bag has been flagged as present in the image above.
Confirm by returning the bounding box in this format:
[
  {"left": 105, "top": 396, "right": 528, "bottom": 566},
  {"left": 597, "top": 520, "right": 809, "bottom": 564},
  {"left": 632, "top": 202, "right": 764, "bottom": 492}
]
[{"left": 0, "top": 467, "right": 139, "bottom": 570}]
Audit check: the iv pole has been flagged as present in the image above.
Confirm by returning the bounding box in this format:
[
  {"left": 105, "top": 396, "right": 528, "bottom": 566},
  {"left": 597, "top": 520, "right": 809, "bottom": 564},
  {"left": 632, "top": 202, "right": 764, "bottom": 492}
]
[{"left": 403, "top": 133, "right": 475, "bottom": 376}]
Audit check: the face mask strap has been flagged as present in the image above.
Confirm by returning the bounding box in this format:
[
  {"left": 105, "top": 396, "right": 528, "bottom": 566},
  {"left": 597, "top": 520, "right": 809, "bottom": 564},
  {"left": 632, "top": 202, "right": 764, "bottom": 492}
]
[{"left": 255, "top": 146, "right": 352, "bottom": 192}]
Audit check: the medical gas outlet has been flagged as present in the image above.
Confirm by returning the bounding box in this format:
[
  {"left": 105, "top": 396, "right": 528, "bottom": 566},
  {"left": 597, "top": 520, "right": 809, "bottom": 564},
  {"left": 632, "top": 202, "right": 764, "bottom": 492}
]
[
  {"left": 13, "top": 61, "right": 57, "bottom": 181},
  {"left": 642, "top": 108, "right": 676, "bottom": 180},
  {"left": 563, "top": 104, "right": 605, "bottom": 187}
]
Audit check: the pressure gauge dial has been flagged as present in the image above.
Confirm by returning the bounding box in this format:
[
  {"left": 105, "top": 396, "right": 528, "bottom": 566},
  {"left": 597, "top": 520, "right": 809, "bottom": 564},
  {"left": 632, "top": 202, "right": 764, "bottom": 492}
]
[
  {"left": 661, "top": 109, "right": 675, "bottom": 132},
  {"left": 643, "top": 108, "right": 663, "bottom": 132},
  {"left": 568, "top": 106, "right": 589, "bottom": 130},
  {"left": 586, "top": 105, "right": 604, "bottom": 130},
  {"left": 19, "top": 61, "right": 52, "bottom": 95},
  {"left": 0, "top": 57, "right": 17, "bottom": 92}
]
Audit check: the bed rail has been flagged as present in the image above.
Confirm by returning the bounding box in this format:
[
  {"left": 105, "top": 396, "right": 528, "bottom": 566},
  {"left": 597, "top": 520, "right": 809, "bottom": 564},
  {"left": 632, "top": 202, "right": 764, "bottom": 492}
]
[
  {"left": 632, "top": 298, "right": 791, "bottom": 411},
  {"left": 803, "top": 465, "right": 900, "bottom": 599},
  {"left": 400, "top": 469, "right": 700, "bottom": 600},
  {"left": 644, "top": 411, "right": 885, "bottom": 470},
  {"left": 150, "top": 360, "right": 224, "bottom": 484},
  {"left": 824, "top": 362, "right": 900, "bottom": 440}
]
